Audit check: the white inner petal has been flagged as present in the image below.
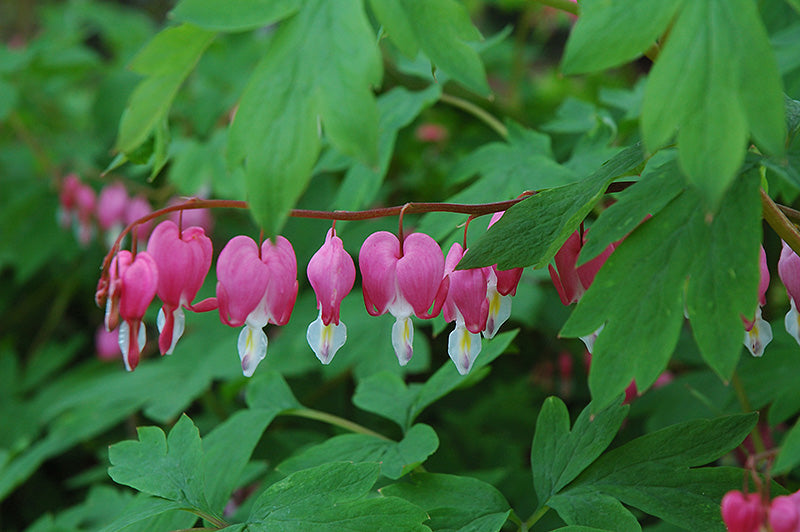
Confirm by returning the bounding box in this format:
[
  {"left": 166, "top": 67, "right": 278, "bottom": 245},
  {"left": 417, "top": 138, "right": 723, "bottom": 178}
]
[
  {"left": 391, "top": 316, "right": 414, "bottom": 366},
  {"left": 448, "top": 322, "right": 482, "bottom": 375},
  {"left": 307, "top": 311, "right": 347, "bottom": 365},
  {"left": 483, "top": 288, "right": 512, "bottom": 339},
  {"left": 786, "top": 299, "right": 800, "bottom": 348},
  {"left": 744, "top": 307, "right": 772, "bottom": 357},
  {"left": 157, "top": 307, "right": 186, "bottom": 355},
  {"left": 238, "top": 324, "right": 268, "bottom": 377},
  {"left": 580, "top": 324, "right": 605, "bottom": 354}
]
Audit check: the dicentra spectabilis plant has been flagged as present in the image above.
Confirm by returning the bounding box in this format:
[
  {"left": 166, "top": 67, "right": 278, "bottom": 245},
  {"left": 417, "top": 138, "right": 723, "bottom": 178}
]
[{"left": 8, "top": 0, "right": 800, "bottom": 531}]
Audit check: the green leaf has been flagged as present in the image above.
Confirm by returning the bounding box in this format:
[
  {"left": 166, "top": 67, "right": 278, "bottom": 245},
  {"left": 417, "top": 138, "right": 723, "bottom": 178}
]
[
  {"left": 381, "top": 473, "right": 511, "bottom": 532},
  {"left": 353, "top": 331, "right": 517, "bottom": 430},
  {"left": 561, "top": 189, "right": 702, "bottom": 409},
  {"left": 562, "top": 0, "right": 682, "bottom": 74},
  {"left": 107, "top": 414, "right": 208, "bottom": 511},
  {"left": 578, "top": 150, "right": 685, "bottom": 265},
  {"left": 245, "top": 370, "right": 302, "bottom": 412},
  {"left": 774, "top": 417, "right": 800, "bottom": 474},
  {"left": 548, "top": 489, "right": 641, "bottom": 532},
  {"left": 116, "top": 23, "right": 215, "bottom": 154},
  {"left": 96, "top": 496, "right": 185, "bottom": 532},
  {"left": 228, "top": 0, "right": 381, "bottom": 235},
  {"left": 642, "top": 0, "right": 785, "bottom": 205},
  {"left": 278, "top": 424, "right": 439, "bottom": 480},
  {"left": 532, "top": 397, "right": 628, "bottom": 505},
  {"left": 202, "top": 409, "right": 275, "bottom": 512},
  {"left": 0, "top": 79, "right": 18, "bottom": 121},
  {"left": 170, "top": 0, "right": 300, "bottom": 32},
  {"left": 247, "top": 462, "right": 429, "bottom": 531},
  {"left": 458, "top": 143, "right": 646, "bottom": 270},
  {"left": 369, "top": 0, "right": 489, "bottom": 95},
  {"left": 686, "top": 170, "right": 762, "bottom": 380},
  {"left": 567, "top": 413, "right": 757, "bottom": 531},
  {"left": 332, "top": 85, "right": 442, "bottom": 211}
]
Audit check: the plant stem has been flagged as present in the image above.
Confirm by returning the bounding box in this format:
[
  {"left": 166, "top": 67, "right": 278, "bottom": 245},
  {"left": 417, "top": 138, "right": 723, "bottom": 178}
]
[
  {"left": 761, "top": 189, "right": 800, "bottom": 256},
  {"left": 525, "top": 505, "right": 550, "bottom": 528},
  {"left": 282, "top": 408, "right": 392, "bottom": 441},
  {"left": 186, "top": 509, "right": 229, "bottom": 529},
  {"left": 731, "top": 371, "right": 766, "bottom": 455},
  {"left": 439, "top": 93, "right": 509, "bottom": 139},
  {"left": 532, "top": 0, "right": 578, "bottom": 15},
  {"left": 508, "top": 509, "right": 528, "bottom": 532}
]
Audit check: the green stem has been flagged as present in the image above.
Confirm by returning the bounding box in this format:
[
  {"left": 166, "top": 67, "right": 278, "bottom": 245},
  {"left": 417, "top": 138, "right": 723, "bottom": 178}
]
[
  {"left": 525, "top": 505, "right": 550, "bottom": 529},
  {"left": 282, "top": 408, "right": 392, "bottom": 441},
  {"left": 531, "top": 0, "right": 578, "bottom": 15},
  {"left": 186, "top": 509, "right": 229, "bottom": 529},
  {"left": 762, "top": 188, "right": 800, "bottom": 256},
  {"left": 439, "top": 93, "right": 509, "bottom": 139},
  {"left": 731, "top": 372, "right": 766, "bottom": 455},
  {"left": 509, "top": 509, "right": 528, "bottom": 532}
]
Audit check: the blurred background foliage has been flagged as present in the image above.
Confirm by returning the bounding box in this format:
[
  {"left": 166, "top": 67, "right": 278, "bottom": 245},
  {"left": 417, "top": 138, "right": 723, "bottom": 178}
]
[{"left": 1, "top": 1, "right": 799, "bottom": 531}]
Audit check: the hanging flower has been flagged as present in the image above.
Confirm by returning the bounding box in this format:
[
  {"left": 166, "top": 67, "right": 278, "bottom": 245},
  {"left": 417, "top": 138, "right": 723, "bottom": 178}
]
[
  {"left": 306, "top": 228, "right": 356, "bottom": 364},
  {"left": 743, "top": 245, "right": 772, "bottom": 357}
]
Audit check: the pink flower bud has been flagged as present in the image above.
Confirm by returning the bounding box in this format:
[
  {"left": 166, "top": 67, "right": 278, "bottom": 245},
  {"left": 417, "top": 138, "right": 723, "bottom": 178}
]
[
  {"left": 147, "top": 220, "right": 215, "bottom": 355},
  {"left": 721, "top": 490, "right": 764, "bottom": 532},
  {"left": 743, "top": 246, "right": 772, "bottom": 357},
  {"left": 415, "top": 123, "right": 449, "bottom": 143},
  {"left": 770, "top": 495, "right": 800, "bottom": 532},
  {"left": 97, "top": 182, "right": 129, "bottom": 231},
  {"left": 780, "top": 241, "right": 800, "bottom": 347},
  {"left": 549, "top": 230, "right": 616, "bottom": 306}
]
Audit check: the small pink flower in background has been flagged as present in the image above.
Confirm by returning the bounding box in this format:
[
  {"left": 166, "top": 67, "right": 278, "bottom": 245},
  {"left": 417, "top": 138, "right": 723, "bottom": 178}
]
[
  {"left": 58, "top": 173, "right": 81, "bottom": 228},
  {"left": 484, "top": 211, "right": 523, "bottom": 339},
  {"left": 147, "top": 220, "right": 215, "bottom": 356},
  {"left": 105, "top": 250, "right": 158, "bottom": 371},
  {"left": 549, "top": 229, "right": 617, "bottom": 352},
  {"left": 779, "top": 241, "right": 800, "bottom": 347},
  {"left": 415, "top": 123, "right": 449, "bottom": 143},
  {"left": 359, "top": 231, "right": 447, "bottom": 366},
  {"left": 97, "top": 182, "right": 129, "bottom": 248},
  {"left": 721, "top": 490, "right": 764, "bottom": 532},
  {"left": 743, "top": 246, "right": 772, "bottom": 357},
  {"left": 216, "top": 235, "right": 298, "bottom": 376},
  {"left": 442, "top": 242, "right": 490, "bottom": 374},
  {"left": 306, "top": 228, "right": 356, "bottom": 364},
  {"left": 167, "top": 197, "right": 214, "bottom": 234},
  {"left": 59, "top": 174, "right": 97, "bottom": 245},
  {"left": 126, "top": 195, "right": 153, "bottom": 242},
  {"left": 95, "top": 325, "right": 119, "bottom": 361}
]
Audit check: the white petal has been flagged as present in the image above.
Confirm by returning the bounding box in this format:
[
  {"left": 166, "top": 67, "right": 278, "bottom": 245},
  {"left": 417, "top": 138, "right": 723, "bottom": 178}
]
[
  {"left": 483, "top": 288, "right": 512, "bottom": 339},
  {"left": 117, "top": 321, "right": 146, "bottom": 371},
  {"left": 448, "top": 323, "right": 482, "bottom": 375},
  {"left": 391, "top": 316, "right": 414, "bottom": 366},
  {"left": 156, "top": 307, "right": 186, "bottom": 355},
  {"left": 237, "top": 324, "right": 268, "bottom": 377},
  {"left": 786, "top": 299, "right": 800, "bottom": 347},
  {"left": 307, "top": 312, "right": 347, "bottom": 365},
  {"left": 579, "top": 324, "right": 604, "bottom": 354},
  {"left": 744, "top": 307, "right": 772, "bottom": 357}
]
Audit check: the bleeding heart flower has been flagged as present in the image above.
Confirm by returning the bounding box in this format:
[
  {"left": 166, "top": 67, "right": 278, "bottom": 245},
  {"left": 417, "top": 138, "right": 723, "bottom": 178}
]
[
  {"left": 770, "top": 495, "right": 800, "bottom": 532},
  {"left": 97, "top": 182, "right": 130, "bottom": 248},
  {"left": 306, "top": 228, "right": 356, "bottom": 364},
  {"left": 720, "top": 491, "right": 765, "bottom": 532},
  {"left": 216, "top": 235, "right": 298, "bottom": 377},
  {"left": 359, "top": 231, "right": 448, "bottom": 365},
  {"left": 126, "top": 195, "right": 153, "bottom": 242},
  {"left": 442, "top": 242, "right": 490, "bottom": 374},
  {"left": 147, "top": 220, "right": 216, "bottom": 355},
  {"left": 484, "top": 211, "right": 523, "bottom": 339},
  {"left": 105, "top": 250, "right": 158, "bottom": 371},
  {"left": 779, "top": 241, "right": 800, "bottom": 347},
  {"left": 743, "top": 245, "right": 772, "bottom": 357}
]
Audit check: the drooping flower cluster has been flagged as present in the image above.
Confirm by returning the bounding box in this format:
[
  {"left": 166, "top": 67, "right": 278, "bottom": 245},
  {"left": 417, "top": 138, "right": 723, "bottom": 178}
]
[
  {"left": 98, "top": 209, "right": 526, "bottom": 377},
  {"left": 722, "top": 489, "right": 800, "bottom": 532}
]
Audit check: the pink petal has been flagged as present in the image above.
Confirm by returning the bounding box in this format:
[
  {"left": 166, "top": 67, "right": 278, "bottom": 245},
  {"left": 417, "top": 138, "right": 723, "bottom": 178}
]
[
  {"left": 779, "top": 241, "right": 800, "bottom": 305},
  {"left": 396, "top": 232, "right": 445, "bottom": 318},
  {"left": 112, "top": 251, "right": 158, "bottom": 321},
  {"left": 260, "top": 236, "right": 298, "bottom": 326},
  {"left": 308, "top": 229, "right": 356, "bottom": 326},
  {"left": 721, "top": 491, "right": 764, "bottom": 532},
  {"left": 148, "top": 221, "right": 213, "bottom": 309},
  {"left": 551, "top": 231, "right": 584, "bottom": 305},
  {"left": 359, "top": 231, "right": 401, "bottom": 316},
  {"left": 443, "top": 243, "right": 489, "bottom": 333},
  {"left": 97, "top": 182, "right": 129, "bottom": 230},
  {"left": 216, "top": 236, "right": 269, "bottom": 327}
]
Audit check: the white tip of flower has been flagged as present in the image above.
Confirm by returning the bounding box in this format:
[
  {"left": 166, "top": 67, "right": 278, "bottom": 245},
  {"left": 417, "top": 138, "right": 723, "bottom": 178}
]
[
  {"left": 156, "top": 307, "right": 186, "bottom": 355},
  {"left": 238, "top": 324, "right": 268, "bottom": 377},
  {"left": 483, "top": 288, "right": 512, "bottom": 339},
  {"left": 118, "top": 321, "right": 145, "bottom": 371},
  {"left": 391, "top": 316, "right": 414, "bottom": 366},
  {"left": 307, "top": 312, "right": 347, "bottom": 365},
  {"left": 579, "top": 324, "right": 604, "bottom": 354},
  {"left": 744, "top": 308, "right": 772, "bottom": 357},
  {"left": 449, "top": 323, "right": 482, "bottom": 375},
  {"left": 786, "top": 299, "right": 800, "bottom": 348}
]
